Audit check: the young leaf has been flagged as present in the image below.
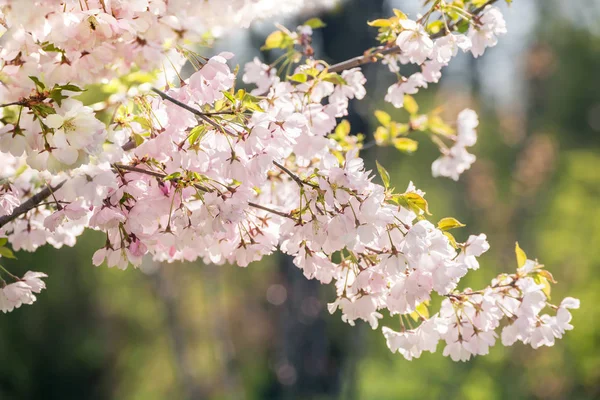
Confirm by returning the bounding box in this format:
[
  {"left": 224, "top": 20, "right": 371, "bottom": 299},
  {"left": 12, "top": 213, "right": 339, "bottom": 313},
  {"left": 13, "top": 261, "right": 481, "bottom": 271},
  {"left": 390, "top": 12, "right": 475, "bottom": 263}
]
[
  {"left": 164, "top": 172, "right": 181, "bottom": 181},
  {"left": 404, "top": 192, "right": 431, "bottom": 216},
  {"left": 393, "top": 9, "right": 408, "bottom": 19},
  {"left": 536, "top": 269, "right": 557, "bottom": 284},
  {"left": 0, "top": 247, "right": 17, "bottom": 259},
  {"left": 303, "top": 18, "right": 326, "bottom": 29},
  {"left": 368, "top": 19, "right": 392, "bottom": 27},
  {"left": 428, "top": 115, "right": 455, "bottom": 136},
  {"left": 393, "top": 137, "right": 418, "bottom": 153},
  {"left": 403, "top": 95, "right": 419, "bottom": 115},
  {"left": 29, "top": 76, "right": 45, "bottom": 91},
  {"left": 335, "top": 119, "right": 351, "bottom": 137},
  {"left": 437, "top": 217, "right": 466, "bottom": 231},
  {"left": 222, "top": 91, "right": 236, "bottom": 104},
  {"left": 533, "top": 274, "right": 551, "bottom": 300},
  {"left": 288, "top": 73, "right": 308, "bottom": 83},
  {"left": 321, "top": 72, "right": 346, "bottom": 85},
  {"left": 188, "top": 125, "right": 207, "bottom": 146},
  {"left": 376, "top": 160, "right": 391, "bottom": 190},
  {"left": 262, "top": 31, "right": 289, "bottom": 50},
  {"left": 374, "top": 110, "right": 391, "bottom": 127},
  {"left": 443, "top": 231, "right": 458, "bottom": 248},
  {"left": 409, "top": 301, "right": 430, "bottom": 322},
  {"left": 515, "top": 242, "right": 527, "bottom": 268}
]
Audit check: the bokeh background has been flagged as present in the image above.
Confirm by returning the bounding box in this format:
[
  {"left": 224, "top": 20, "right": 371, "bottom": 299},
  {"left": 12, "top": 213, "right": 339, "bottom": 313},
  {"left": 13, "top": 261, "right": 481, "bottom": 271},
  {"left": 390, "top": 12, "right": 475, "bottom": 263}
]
[{"left": 1, "top": 0, "right": 600, "bottom": 399}]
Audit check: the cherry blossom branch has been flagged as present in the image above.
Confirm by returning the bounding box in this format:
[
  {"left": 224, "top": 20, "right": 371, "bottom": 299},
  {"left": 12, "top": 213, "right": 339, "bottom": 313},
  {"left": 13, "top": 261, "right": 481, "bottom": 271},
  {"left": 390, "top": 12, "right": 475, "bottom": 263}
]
[
  {"left": 273, "top": 160, "right": 318, "bottom": 188},
  {"left": 0, "top": 101, "right": 24, "bottom": 108},
  {"left": 0, "top": 137, "right": 140, "bottom": 229},
  {"left": 113, "top": 164, "right": 175, "bottom": 181},
  {"left": 150, "top": 88, "right": 238, "bottom": 137},
  {"left": 326, "top": 0, "right": 500, "bottom": 74},
  {"left": 0, "top": 181, "right": 66, "bottom": 229},
  {"left": 112, "top": 164, "right": 294, "bottom": 220},
  {"left": 0, "top": 154, "right": 294, "bottom": 232}
]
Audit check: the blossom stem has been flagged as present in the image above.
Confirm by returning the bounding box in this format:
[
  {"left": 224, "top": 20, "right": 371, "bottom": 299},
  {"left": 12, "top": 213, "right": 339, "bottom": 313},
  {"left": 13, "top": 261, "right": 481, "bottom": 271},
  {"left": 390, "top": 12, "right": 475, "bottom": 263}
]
[
  {"left": 273, "top": 161, "right": 318, "bottom": 188},
  {"left": 151, "top": 88, "right": 238, "bottom": 137},
  {"left": 0, "top": 264, "right": 20, "bottom": 281}
]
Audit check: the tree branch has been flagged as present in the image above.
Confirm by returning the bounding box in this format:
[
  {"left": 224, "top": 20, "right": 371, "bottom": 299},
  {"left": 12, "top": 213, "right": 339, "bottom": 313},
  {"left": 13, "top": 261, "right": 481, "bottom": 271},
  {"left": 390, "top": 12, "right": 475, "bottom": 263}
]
[
  {"left": 0, "top": 181, "right": 66, "bottom": 228},
  {"left": 151, "top": 88, "right": 238, "bottom": 137},
  {"left": 113, "top": 164, "right": 294, "bottom": 220},
  {"left": 273, "top": 160, "right": 318, "bottom": 189}
]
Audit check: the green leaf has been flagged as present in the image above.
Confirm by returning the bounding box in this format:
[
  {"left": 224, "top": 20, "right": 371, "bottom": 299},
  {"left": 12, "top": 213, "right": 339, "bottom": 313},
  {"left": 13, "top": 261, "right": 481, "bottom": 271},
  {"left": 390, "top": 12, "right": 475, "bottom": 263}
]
[
  {"left": 288, "top": 73, "right": 308, "bottom": 83},
  {"left": 403, "top": 95, "right": 419, "bottom": 115},
  {"left": 536, "top": 269, "right": 557, "bottom": 283},
  {"left": 393, "top": 9, "right": 408, "bottom": 19},
  {"left": 0, "top": 247, "right": 16, "bottom": 259},
  {"left": 262, "top": 31, "right": 291, "bottom": 50},
  {"left": 533, "top": 274, "right": 551, "bottom": 300},
  {"left": 515, "top": 242, "right": 527, "bottom": 268},
  {"left": 29, "top": 76, "right": 45, "bottom": 91},
  {"left": 31, "top": 103, "right": 55, "bottom": 118},
  {"left": 437, "top": 217, "right": 466, "bottom": 231},
  {"left": 236, "top": 89, "right": 247, "bottom": 100},
  {"left": 320, "top": 72, "right": 346, "bottom": 85},
  {"left": 456, "top": 19, "right": 470, "bottom": 34},
  {"left": 132, "top": 133, "right": 146, "bottom": 147},
  {"left": 406, "top": 192, "right": 431, "bottom": 215},
  {"left": 303, "top": 18, "right": 326, "bottom": 29},
  {"left": 368, "top": 19, "right": 392, "bottom": 27},
  {"left": 242, "top": 94, "right": 265, "bottom": 112},
  {"left": 410, "top": 301, "right": 430, "bottom": 322},
  {"left": 374, "top": 110, "right": 391, "bottom": 127},
  {"left": 427, "top": 20, "right": 445, "bottom": 34},
  {"left": 376, "top": 160, "right": 391, "bottom": 190},
  {"left": 443, "top": 231, "right": 458, "bottom": 248},
  {"left": 427, "top": 115, "right": 455, "bottom": 136},
  {"left": 335, "top": 120, "right": 351, "bottom": 137},
  {"left": 164, "top": 172, "right": 181, "bottom": 181},
  {"left": 188, "top": 125, "right": 207, "bottom": 146},
  {"left": 59, "top": 84, "right": 84, "bottom": 92},
  {"left": 222, "top": 91, "right": 236, "bottom": 104},
  {"left": 389, "top": 122, "right": 409, "bottom": 137},
  {"left": 393, "top": 137, "right": 418, "bottom": 153},
  {"left": 49, "top": 89, "right": 69, "bottom": 107},
  {"left": 394, "top": 192, "right": 431, "bottom": 216},
  {"left": 0, "top": 238, "right": 7, "bottom": 246},
  {"left": 41, "top": 42, "right": 63, "bottom": 52}
]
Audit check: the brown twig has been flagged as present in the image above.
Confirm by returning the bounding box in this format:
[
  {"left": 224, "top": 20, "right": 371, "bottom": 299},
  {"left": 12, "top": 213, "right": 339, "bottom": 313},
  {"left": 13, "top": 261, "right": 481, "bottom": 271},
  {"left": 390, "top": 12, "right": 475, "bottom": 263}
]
[
  {"left": 151, "top": 88, "right": 238, "bottom": 137},
  {"left": 0, "top": 181, "right": 66, "bottom": 228}
]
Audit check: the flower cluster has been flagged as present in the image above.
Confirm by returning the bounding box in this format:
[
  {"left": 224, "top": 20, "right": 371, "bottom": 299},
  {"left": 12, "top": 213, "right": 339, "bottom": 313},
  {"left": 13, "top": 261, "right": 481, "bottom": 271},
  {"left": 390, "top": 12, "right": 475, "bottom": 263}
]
[
  {"left": 375, "top": 6, "right": 506, "bottom": 180},
  {"left": 383, "top": 256, "right": 580, "bottom": 361},
  {"left": 431, "top": 108, "right": 479, "bottom": 180},
  {"left": 0, "top": 0, "right": 337, "bottom": 170},
  {"left": 0, "top": 269, "right": 47, "bottom": 313},
  {"left": 383, "top": 6, "right": 507, "bottom": 103}
]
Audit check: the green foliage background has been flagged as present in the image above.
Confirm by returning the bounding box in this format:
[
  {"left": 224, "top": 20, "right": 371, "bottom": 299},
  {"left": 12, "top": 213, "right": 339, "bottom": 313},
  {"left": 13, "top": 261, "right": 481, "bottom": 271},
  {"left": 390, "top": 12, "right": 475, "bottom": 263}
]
[{"left": 1, "top": 1, "right": 599, "bottom": 399}]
